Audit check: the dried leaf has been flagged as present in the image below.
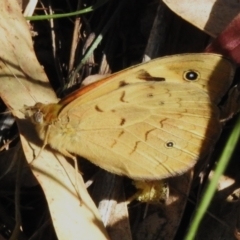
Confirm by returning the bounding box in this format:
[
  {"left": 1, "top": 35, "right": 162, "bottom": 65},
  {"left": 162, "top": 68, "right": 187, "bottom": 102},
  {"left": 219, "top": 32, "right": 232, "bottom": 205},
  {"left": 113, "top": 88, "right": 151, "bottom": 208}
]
[
  {"left": 163, "top": 0, "right": 240, "bottom": 37},
  {"left": 0, "top": 1, "right": 108, "bottom": 239}
]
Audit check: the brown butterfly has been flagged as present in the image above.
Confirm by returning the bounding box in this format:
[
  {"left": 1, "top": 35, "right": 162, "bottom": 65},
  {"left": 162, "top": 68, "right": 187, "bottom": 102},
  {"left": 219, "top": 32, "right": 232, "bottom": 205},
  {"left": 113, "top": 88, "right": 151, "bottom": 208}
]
[{"left": 26, "top": 53, "right": 234, "bottom": 181}]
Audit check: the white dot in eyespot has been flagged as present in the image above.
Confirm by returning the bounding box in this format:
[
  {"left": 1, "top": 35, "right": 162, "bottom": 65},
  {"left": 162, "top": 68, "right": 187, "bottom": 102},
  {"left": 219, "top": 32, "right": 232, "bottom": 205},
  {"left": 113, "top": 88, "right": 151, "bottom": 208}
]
[
  {"left": 183, "top": 70, "right": 200, "bottom": 81},
  {"left": 165, "top": 141, "right": 174, "bottom": 148}
]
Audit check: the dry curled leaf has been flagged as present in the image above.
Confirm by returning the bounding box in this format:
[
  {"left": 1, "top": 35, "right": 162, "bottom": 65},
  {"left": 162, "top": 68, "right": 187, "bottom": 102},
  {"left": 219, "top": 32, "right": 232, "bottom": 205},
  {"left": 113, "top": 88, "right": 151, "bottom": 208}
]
[
  {"left": 163, "top": 0, "right": 240, "bottom": 37},
  {"left": 0, "top": 1, "right": 108, "bottom": 239}
]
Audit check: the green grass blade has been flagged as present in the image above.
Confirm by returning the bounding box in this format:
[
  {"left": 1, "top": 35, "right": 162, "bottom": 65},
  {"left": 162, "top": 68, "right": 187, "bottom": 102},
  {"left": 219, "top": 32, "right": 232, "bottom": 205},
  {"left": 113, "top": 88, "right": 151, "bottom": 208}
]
[
  {"left": 184, "top": 114, "right": 240, "bottom": 240},
  {"left": 25, "top": 0, "right": 109, "bottom": 21}
]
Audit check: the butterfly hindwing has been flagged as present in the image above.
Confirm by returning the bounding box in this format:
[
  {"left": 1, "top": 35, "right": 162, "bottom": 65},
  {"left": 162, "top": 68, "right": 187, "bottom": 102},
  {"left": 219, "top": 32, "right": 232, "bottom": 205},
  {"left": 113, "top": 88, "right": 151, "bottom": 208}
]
[{"left": 56, "top": 81, "right": 221, "bottom": 179}]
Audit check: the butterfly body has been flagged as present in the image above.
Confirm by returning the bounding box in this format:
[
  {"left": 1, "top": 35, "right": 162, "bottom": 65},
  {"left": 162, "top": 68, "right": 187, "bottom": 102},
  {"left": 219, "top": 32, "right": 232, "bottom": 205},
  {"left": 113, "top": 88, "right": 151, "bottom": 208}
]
[{"left": 28, "top": 54, "right": 234, "bottom": 180}]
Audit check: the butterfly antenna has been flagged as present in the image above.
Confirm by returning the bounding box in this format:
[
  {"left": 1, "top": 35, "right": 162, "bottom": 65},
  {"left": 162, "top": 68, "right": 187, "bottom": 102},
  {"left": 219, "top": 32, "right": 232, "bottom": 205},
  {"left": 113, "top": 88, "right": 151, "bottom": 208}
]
[{"left": 3, "top": 60, "right": 37, "bottom": 103}]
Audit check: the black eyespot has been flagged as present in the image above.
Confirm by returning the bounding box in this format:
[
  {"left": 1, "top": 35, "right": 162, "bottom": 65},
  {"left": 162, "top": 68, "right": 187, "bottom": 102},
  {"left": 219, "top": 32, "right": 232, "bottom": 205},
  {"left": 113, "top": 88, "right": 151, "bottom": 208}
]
[
  {"left": 183, "top": 70, "right": 200, "bottom": 81},
  {"left": 165, "top": 141, "right": 174, "bottom": 148}
]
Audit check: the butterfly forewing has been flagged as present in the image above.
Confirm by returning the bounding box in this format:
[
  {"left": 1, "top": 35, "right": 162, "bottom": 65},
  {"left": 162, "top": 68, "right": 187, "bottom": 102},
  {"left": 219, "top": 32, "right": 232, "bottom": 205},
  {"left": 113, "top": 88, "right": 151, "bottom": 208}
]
[{"left": 60, "top": 53, "right": 234, "bottom": 110}]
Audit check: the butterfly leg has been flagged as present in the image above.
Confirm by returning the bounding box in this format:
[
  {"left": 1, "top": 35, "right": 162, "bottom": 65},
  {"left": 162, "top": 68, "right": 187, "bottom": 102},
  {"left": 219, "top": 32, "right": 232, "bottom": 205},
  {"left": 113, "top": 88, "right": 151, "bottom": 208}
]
[
  {"left": 29, "top": 132, "right": 50, "bottom": 164},
  {"left": 60, "top": 150, "right": 82, "bottom": 202},
  {"left": 31, "top": 124, "right": 52, "bottom": 162},
  {"left": 36, "top": 123, "right": 83, "bottom": 201},
  {"left": 71, "top": 156, "right": 82, "bottom": 203}
]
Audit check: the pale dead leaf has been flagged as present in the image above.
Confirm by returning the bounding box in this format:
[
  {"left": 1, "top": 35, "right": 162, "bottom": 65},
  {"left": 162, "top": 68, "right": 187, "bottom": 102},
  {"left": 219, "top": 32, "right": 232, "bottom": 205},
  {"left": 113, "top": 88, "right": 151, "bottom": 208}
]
[
  {"left": 0, "top": 1, "right": 109, "bottom": 239},
  {"left": 163, "top": 0, "right": 240, "bottom": 37},
  {"left": 91, "top": 172, "right": 132, "bottom": 240}
]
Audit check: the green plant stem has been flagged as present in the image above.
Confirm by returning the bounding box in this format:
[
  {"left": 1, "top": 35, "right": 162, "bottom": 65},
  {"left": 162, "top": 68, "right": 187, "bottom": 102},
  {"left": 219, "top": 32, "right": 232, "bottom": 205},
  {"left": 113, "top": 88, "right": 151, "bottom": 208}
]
[
  {"left": 67, "top": 0, "right": 126, "bottom": 87},
  {"left": 25, "top": 0, "right": 109, "bottom": 20},
  {"left": 184, "top": 114, "right": 240, "bottom": 240}
]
